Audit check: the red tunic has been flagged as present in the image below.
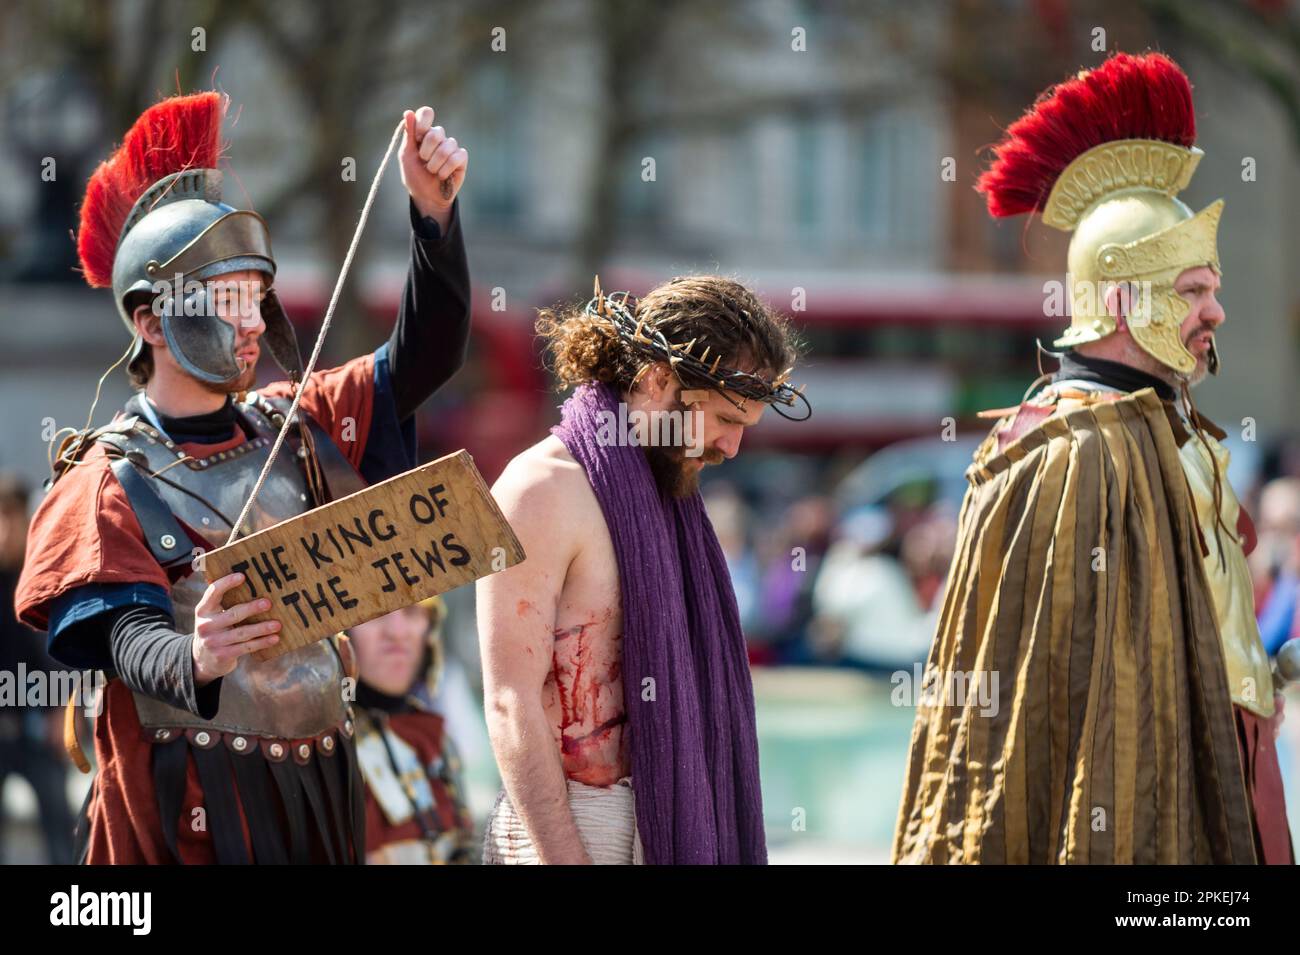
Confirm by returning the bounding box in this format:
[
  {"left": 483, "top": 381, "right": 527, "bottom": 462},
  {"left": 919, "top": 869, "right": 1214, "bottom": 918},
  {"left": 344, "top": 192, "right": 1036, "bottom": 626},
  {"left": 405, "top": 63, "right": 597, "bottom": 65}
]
[
  {"left": 1235, "top": 705, "right": 1295, "bottom": 865},
  {"left": 15, "top": 356, "right": 375, "bottom": 864},
  {"left": 362, "top": 709, "right": 474, "bottom": 862}
]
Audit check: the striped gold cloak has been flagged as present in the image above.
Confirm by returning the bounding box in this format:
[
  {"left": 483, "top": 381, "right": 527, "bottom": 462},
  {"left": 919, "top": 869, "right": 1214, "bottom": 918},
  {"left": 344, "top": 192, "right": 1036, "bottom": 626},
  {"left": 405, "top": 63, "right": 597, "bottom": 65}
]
[{"left": 892, "top": 387, "right": 1257, "bottom": 864}]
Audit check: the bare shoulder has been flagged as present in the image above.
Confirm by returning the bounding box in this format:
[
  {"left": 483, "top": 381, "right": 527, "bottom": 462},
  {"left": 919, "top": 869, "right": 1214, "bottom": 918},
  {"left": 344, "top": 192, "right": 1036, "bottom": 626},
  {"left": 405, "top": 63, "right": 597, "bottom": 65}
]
[
  {"left": 494, "top": 435, "right": 585, "bottom": 497},
  {"left": 491, "top": 435, "right": 600, "bottom": 540}
]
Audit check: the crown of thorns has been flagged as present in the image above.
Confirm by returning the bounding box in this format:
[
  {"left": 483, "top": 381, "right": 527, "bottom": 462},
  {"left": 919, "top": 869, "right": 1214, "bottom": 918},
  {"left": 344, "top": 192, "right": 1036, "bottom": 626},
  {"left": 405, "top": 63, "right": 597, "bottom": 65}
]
[{"left": 584, "top": 278, "right": 812, "bottom": 421}]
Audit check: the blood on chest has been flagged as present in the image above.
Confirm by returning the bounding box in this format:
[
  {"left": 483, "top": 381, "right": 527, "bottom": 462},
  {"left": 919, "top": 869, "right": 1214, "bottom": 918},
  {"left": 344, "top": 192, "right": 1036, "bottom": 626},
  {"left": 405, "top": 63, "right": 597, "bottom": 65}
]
[{"left": 541, "top": 611, "right": 628, "bottom": 783}]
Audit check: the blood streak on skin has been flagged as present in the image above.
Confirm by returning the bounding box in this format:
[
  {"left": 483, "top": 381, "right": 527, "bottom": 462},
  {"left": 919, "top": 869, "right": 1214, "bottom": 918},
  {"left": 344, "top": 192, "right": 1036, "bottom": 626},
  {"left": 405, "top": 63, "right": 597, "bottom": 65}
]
[
  {"left": 548, "top": 617, "right": 626, "bottom": 785},
  {"left": 561, "top": 715, "right": 628, "bottom": 755}
]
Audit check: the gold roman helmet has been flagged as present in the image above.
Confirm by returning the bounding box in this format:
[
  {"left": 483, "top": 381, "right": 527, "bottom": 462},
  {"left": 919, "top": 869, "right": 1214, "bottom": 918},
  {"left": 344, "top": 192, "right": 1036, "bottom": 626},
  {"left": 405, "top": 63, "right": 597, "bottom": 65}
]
[
  {"left": 1046, "top": 141, "right": 1222, "bottom": 376},
  {"left": 978, "top": 53, "right": 1223, "bottom": 376}
]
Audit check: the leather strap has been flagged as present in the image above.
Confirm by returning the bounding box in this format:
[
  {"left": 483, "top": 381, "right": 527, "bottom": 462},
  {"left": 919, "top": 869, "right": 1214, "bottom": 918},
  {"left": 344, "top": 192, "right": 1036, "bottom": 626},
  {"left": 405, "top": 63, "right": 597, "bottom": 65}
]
[
  {"left": 339, "top": 732, "right": 367, "bottom": 864},
  {"left": 259, "top": 394, "right": 366, "bottom": 501},
  {"left": 228, "top": 747, "right": 290, "bottom": 865},
  {"left": 63, "top": 696, "right": 90, "bottom": 774},
  {"left": 305, "top": 413, "right": 366, "bottom": 501},
  {"left": 191, "top": 743, "right": 251, "bottom": 864},
  {"left": 297, "top": 757, "right": 338, "bottom": 865},
  {"left": 266, "top": 757, "right": 312, "bottom": 865},
  {"left": 152, "top": 735, "right": 189, "bottom": 863},
  {"left": 108, "top": 454, "right": 192, "bottom": 569},
  {"left": 72, "top": 777, "right": 95, "bottom": 865},
  {"left": 317, "top": 745, "right": 352, "bottom": 863}
]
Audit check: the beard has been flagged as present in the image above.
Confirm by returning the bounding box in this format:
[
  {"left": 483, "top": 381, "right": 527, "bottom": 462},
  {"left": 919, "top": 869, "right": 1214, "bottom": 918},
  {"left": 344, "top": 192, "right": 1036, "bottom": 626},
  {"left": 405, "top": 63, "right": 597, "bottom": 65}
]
[
  {"left": 642, "top": 398, "right": 725, "bottom": 498},
  {"left": 198, "top": 353, "right": 258, "bottom": 395},
  {"left": 646, "top": 445, "right": 726, "bottom": 498},
  {"left": 1182, "top": 323, "right": 1216, "bottom": 388},
  {"left": 646, "top": 444, "right": 701, "bottom": 498}
]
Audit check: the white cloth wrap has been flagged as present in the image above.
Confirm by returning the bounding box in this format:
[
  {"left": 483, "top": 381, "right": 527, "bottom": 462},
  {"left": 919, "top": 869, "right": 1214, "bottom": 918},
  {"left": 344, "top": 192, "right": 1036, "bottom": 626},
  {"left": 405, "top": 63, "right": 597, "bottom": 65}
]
[{"left": 483, "top": 776, "right": 643, "bottom": 865}]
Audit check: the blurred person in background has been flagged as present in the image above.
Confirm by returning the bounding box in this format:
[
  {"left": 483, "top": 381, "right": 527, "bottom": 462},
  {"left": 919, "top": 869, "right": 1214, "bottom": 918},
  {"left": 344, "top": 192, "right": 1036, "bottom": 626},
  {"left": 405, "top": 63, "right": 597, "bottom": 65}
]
[
  {"left": 1254, "top": 479, "right": 1300, "bottom": 656},
  {"left": 349, "top": 598, "right": 475, "bottom": 864},
  {"left": 702, "top": 483, "right": 763, "bottom": 641},
  {"left": 899, "top": 506, "right": 959, "bottom": 621},
  {"left": 810, "top": 506, "right": 934, "bottom": 671},
  {"left": 751, "top": 494, "right": 834, "bottom": 664},
  {"left": 0, "top": 473, "right": 74, "bottom": 863}
]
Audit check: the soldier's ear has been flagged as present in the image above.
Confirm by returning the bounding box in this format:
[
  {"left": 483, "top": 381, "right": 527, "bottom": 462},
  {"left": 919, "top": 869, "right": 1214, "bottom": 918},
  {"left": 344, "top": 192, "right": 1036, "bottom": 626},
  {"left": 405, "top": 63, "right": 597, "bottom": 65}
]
[
  {"left": 132, "top": 303, "right": 165, "bottom": 348},
  {"left": 1104, "top": 282, "right": 1128, "bottom": 321}
]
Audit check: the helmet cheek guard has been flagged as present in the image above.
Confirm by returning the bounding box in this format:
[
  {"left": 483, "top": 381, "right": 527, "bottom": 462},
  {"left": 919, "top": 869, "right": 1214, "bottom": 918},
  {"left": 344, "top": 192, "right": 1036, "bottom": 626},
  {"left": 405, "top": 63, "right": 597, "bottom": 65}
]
[
  {"left": 160, "top": 284, "right": 242, "bottom": 384},
  {"left": 260, "top": 288, "right": 305, "bottom": 381}
]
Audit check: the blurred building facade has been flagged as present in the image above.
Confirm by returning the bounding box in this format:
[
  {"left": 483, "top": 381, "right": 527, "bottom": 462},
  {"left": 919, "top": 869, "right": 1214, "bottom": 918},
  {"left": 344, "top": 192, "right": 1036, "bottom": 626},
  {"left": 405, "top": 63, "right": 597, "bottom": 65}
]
[{"left": 3, "top": 0, "right": 1298, "bottom": 492}]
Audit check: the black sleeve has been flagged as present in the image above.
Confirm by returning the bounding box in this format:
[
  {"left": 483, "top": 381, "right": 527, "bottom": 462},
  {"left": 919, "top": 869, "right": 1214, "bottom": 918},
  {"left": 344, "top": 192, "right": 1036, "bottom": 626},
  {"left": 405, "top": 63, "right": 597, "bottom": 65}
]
[
  {"left": 387, "top": 198, "right": 472, "bottom": 420},
  {"left": 106, "top": 604, "right": 223, "bottom": 719}
]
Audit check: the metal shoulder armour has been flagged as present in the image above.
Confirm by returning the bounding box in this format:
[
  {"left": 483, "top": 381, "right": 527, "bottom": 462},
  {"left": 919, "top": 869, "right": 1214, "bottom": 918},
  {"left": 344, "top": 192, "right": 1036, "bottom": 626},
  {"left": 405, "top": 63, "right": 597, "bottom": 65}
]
[
  {"left": 243, "top": 390, "right": 367, "bottom": 502},
  {"left": 98, "top": 401, "right": 346, "bottom": 741}
]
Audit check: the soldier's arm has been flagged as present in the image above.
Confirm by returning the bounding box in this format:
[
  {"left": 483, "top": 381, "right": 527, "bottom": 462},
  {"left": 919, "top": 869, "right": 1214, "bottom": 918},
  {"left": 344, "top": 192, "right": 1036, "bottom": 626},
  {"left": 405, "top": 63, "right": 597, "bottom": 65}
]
[
  {"left": 51, "top": 573, "right": 280, "bottom": 718},
  {"left": 385, "top": 198, "right": 471, "bottom": 421},
  {"left": 377, "top": 103, "right": 471, "bottom": 461}
]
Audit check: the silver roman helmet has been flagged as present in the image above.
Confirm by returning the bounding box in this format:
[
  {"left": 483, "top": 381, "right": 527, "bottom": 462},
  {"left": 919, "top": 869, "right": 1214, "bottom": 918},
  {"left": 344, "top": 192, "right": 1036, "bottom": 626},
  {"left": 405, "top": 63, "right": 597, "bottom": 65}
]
[{"left": 111, "top": 167, "right": 303, "bottom": 384}]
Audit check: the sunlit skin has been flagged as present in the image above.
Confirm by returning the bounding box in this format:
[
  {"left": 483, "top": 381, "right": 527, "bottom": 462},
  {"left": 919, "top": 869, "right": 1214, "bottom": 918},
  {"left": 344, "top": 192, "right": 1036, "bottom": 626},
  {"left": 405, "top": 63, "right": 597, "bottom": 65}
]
[
  {"left": 1077, "top": 264, "right": 1225, "bottom": 389},
  {"left": 349, "top": 605, "right": 428, "bottom": 697},
  {"left": 478, "top": 361, "right": 765, "bottom": 863},
  {"left": 129, "top": 104, "right": 469, "bottom": 687},
  {"left": 1171, "top": 266, "right": 1226, "bottom": 386}
]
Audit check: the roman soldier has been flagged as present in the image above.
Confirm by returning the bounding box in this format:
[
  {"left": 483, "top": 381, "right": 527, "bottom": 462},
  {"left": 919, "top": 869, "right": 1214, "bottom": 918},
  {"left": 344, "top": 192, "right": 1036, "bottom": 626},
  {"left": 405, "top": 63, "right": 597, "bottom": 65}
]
[
  {"left": 14, "top": 91, "right": 472, "bottom": 864},
  {"left": 348, "top": 597, "right": 476, "bottom": 864},
  {"left": 894, "top": 52, "right": 1292, "bottom": 864}
]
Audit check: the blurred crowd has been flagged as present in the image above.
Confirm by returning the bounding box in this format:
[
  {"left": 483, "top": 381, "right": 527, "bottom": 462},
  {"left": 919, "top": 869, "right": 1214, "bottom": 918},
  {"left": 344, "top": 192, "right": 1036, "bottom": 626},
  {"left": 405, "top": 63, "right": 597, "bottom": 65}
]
[{"left": 706, "top": 479, "right": 955, "bottom": 673}]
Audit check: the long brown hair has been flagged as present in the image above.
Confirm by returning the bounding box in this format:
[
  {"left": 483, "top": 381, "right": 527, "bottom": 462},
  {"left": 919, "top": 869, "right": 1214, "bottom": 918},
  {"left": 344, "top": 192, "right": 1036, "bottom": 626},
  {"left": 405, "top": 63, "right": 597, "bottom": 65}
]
[{"left": 536, "top": 275, "right": 798, "bottom": 393}]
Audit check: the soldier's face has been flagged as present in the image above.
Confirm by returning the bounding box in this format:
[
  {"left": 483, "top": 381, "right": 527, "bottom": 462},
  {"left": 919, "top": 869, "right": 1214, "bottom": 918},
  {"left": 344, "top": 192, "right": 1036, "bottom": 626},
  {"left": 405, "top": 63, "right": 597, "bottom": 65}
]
[
  {"left": 1175, "top": 266, "right": 1224, "bottom": 387},
  {"left": 133, "top": 269, "right": 268, "bottom": 392},
  {"left": 205, "top": 270, "right": 267, "bottom": 393}
]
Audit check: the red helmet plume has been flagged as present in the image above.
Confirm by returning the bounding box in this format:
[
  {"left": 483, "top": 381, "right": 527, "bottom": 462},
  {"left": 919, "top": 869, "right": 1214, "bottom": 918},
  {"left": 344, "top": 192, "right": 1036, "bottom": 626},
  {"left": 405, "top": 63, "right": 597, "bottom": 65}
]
[
  {"left": 76, "top": 92, "right": 228, "bottom": 287},
  {"left": 976, "top": 52, "right": 1197, "bottom": 218}
]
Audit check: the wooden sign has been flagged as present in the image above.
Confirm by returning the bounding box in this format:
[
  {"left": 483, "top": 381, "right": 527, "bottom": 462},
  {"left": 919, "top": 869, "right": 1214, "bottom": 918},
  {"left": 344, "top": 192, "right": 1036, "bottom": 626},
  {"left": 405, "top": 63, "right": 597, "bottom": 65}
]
[{"left": 202, "top": 450, "right": 523, "bottom": 661}]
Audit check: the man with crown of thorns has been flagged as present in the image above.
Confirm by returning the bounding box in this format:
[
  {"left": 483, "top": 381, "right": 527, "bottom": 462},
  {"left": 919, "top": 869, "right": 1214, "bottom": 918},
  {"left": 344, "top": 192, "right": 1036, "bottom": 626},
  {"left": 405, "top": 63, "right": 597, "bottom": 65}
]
[
  {"left": 14, "top": 92, "right": 473, "bottom": 864},
  {"left": 477, "top": 275, "right": 808, "bottom": 864},
  {"left": 893, "top": 52, "right": 1293, "bottom": 865}
]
